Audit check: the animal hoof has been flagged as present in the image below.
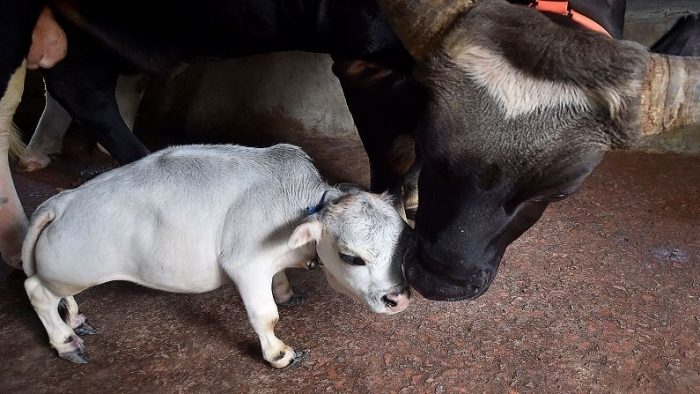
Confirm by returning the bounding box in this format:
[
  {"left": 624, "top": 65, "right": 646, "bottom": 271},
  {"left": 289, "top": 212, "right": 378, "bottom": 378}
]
[
  {"left": 280, "top": 293, "right": 304, "bottom": 307},
  {"left": 59, "top": 347, "right": 91, "bottom": 364},
  {"left": 74, "top": 321, "right": 97, "bottom": 336},
  {"left": 288, "top": 349, "right": 310, "bottom": 367},
  {"left": 15, "top": 156, "right": 51, "bottom": 173}
]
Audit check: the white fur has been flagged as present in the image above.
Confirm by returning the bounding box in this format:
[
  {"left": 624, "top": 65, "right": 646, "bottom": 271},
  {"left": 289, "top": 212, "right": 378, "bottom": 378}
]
[
  {"left": 22, "top": 143, "right": 409, "bottom": 368},
  {"left": 452, "top": 44, "right": 593, "bottom": 118},
  {"left": 0, "top": 62, "right": 29, "bottom": 268}
]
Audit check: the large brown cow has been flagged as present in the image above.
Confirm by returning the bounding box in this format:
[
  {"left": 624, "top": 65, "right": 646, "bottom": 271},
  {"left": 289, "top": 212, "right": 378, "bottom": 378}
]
[{"left": 375, "top": 0, "right": 699, "bottom": 300}]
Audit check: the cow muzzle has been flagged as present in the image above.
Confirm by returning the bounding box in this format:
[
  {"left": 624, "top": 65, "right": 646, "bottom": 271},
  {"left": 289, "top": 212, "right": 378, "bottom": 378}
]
[{"left": 403, "top": 245, "right": 495, "bottom": 301}]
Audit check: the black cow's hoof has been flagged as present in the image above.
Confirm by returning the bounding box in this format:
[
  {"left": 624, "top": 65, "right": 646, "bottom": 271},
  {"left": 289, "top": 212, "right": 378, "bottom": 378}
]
[
  {"left": 74, "top": 321, "right": 97, "bottom": 336},
  {"left": 288, "top": 349, "right": 310, "bottom": 367},
  {"left": 59, "top": 347, "right": 91, "bottom": 364}
]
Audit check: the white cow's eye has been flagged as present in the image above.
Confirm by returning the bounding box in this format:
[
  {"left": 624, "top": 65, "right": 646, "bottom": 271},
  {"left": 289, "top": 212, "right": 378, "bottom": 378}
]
[{"left": 339, "top": 253, "right": 366, "bottom": 266}]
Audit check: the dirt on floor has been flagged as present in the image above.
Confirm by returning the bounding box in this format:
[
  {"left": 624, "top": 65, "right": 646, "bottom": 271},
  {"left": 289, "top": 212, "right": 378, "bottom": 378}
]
[{"left": 0, "top": 142, "right": 698, "bottom": 393}]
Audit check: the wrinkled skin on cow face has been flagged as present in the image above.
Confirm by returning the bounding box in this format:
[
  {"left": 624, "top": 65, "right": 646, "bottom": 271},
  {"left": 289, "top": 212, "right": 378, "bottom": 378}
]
[{"left": 401, "top": 1, "right": 651, "bottom": 300}]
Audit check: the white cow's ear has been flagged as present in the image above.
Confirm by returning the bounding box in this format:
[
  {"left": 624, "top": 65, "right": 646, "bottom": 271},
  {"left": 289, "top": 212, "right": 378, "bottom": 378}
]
[{"left": 288, "top": 221, "right": 322, "bottom": 249}]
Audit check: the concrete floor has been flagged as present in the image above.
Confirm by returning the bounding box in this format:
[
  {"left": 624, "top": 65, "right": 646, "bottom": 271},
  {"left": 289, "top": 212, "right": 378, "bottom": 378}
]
[{"left": 0, "top": 139, "right": 698, "bottom": 393}]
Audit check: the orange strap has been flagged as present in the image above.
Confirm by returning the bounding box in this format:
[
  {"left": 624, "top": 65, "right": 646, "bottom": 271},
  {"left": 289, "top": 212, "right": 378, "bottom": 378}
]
[{"left": 529, "top": 0, "right": 613, "bottom": 39}]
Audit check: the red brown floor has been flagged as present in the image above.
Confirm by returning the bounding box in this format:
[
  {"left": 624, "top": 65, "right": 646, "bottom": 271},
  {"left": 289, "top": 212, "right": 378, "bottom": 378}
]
[{"left": 0, "top": 141, "right": 698, "bottom": 393}]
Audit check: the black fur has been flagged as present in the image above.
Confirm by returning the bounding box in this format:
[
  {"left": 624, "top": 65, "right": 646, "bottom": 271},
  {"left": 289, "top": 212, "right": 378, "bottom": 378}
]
[
  {"left": 0, "top": 0, "right": 43, "bottom": 95},
  {"left": 651, "top": 14, "right": 700, "bottom": 56}
]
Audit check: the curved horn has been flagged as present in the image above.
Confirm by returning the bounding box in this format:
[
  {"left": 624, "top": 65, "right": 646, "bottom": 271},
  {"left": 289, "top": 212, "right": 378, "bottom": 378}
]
[
  {"left": 640, "top": 54, "right": 700, "bottom": 135},
  {"left": 376, "top": 0, "right": 476, "bottom": 61}
]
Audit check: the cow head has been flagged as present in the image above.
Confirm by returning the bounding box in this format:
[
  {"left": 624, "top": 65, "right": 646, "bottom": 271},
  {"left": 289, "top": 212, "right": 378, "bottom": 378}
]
[
  {"left": 289, "top": 190, "right": 411, "bottom": 314},
  {"left": 376, "top": 0, "right": 700, "bottom": 300}
]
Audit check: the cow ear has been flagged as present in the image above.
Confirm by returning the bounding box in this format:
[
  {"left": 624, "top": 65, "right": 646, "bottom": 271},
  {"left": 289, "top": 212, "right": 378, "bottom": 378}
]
[{"left": 288, "top": 221, "right": 323, "bottom": 249}]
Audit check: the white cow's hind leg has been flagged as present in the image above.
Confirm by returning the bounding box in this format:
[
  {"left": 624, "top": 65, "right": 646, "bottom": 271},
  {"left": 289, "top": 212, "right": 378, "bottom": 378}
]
[
  {"left": 16, "top": 91, "right": 71, "bottom": 172},
  {"left": 24, "top": 276, "right": 90, "bottom": 363},
  {"left": 234, "top": 269, "right": 309, "bottom": 368},
  {"left": 60, "top": 296, "right": 97, "bottom": 336},
  {"left": 0, "top": 62, "right": 28, "bottom": 268}
]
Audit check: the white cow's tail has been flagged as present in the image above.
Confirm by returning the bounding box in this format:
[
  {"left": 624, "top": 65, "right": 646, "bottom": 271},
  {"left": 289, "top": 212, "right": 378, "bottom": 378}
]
[
  {"left": 21, "top": 206, "right": 56, "bottom": 277},
  {"left": 9, "top": 123, "right": 26, "bottom": 162}
]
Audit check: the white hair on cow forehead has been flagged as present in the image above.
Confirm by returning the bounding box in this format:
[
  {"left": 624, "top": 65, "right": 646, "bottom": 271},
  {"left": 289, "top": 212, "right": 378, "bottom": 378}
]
[
  {"left": 319, "top": 192, "right": 402, "bottom": 264},
  {"left": 449, "top": 43, "right": 595, "bottom": 118},
  {"left": 439, "top": 29, "right": 635, "bottom": 121}
]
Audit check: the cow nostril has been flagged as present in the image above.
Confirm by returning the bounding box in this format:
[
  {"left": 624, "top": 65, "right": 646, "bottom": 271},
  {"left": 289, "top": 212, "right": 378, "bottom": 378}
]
[{"left": 382, "top": 295, "right": 398, "bottom": 308}]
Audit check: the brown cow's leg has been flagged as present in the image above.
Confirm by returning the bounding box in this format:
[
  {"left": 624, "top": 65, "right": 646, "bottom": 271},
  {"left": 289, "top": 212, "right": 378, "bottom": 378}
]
[
  {"left": 332, "top": 59, "right": 425, "bottom": 219},
  {"left": 0, "top": 62, "right": 28, "bottom": 269}
]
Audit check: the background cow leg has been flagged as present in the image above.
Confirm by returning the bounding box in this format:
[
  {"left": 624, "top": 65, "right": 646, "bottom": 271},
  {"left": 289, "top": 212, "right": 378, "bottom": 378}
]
[
  {"left": 0, "top": 62, "right": 28, "bottom": 269},
  {"left": 115, "top": 73, "right": 148, "bottom": 131},
  {"left": 19, "top": 72, "right": 149, "bottom": 172},
  {"left": 332, "top": 58, "right": 425, "bottom": 218},
  {"left": 17, "top": 91, "right": 71, "bottom": 172},
  {"left": 42, "top": 38, "right": 149, "bottom": 166}
]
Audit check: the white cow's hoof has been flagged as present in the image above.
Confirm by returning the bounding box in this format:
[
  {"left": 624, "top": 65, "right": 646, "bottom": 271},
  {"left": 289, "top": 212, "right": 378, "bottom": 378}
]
[
  {"left": 268, "top": 347, "right": 309, "bottom": 368},
  {"left": 287, "top": 349, "right": 310, "bottom": 368},
  {"left": 74, "top": 321, "right": 97, "bottom": 336},
  {"left": 58, "top": 339, "right": 91, "bottom": 364}
]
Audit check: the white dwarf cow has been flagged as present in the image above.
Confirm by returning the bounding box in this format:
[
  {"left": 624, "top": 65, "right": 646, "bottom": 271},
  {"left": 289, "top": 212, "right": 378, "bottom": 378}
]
[{"left": 22, "top": 143, "right": 410, "bottom": 368}]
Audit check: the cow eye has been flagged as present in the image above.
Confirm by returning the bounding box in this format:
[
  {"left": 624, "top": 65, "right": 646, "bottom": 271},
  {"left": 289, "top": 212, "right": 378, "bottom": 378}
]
[
  {"left": 339, "top": 253, "right": 366, "bottom": 266},
  {"left": 548, "top": 193, "right": 568, "bottom": 201},
  {"left": 534, "top": 192, "right": 571, "bottom": 203}
]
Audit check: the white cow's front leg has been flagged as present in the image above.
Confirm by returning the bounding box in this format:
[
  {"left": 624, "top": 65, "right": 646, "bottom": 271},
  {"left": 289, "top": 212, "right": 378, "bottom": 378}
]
[
  {"left": 25, "top": 277, "right": 90, "bottom": 363},
  {"left": 235, "top": 270, "right": 309, "bottom": 368},
  {"left": 0, "top": 62, "right": 28, "bottom": 268}
]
